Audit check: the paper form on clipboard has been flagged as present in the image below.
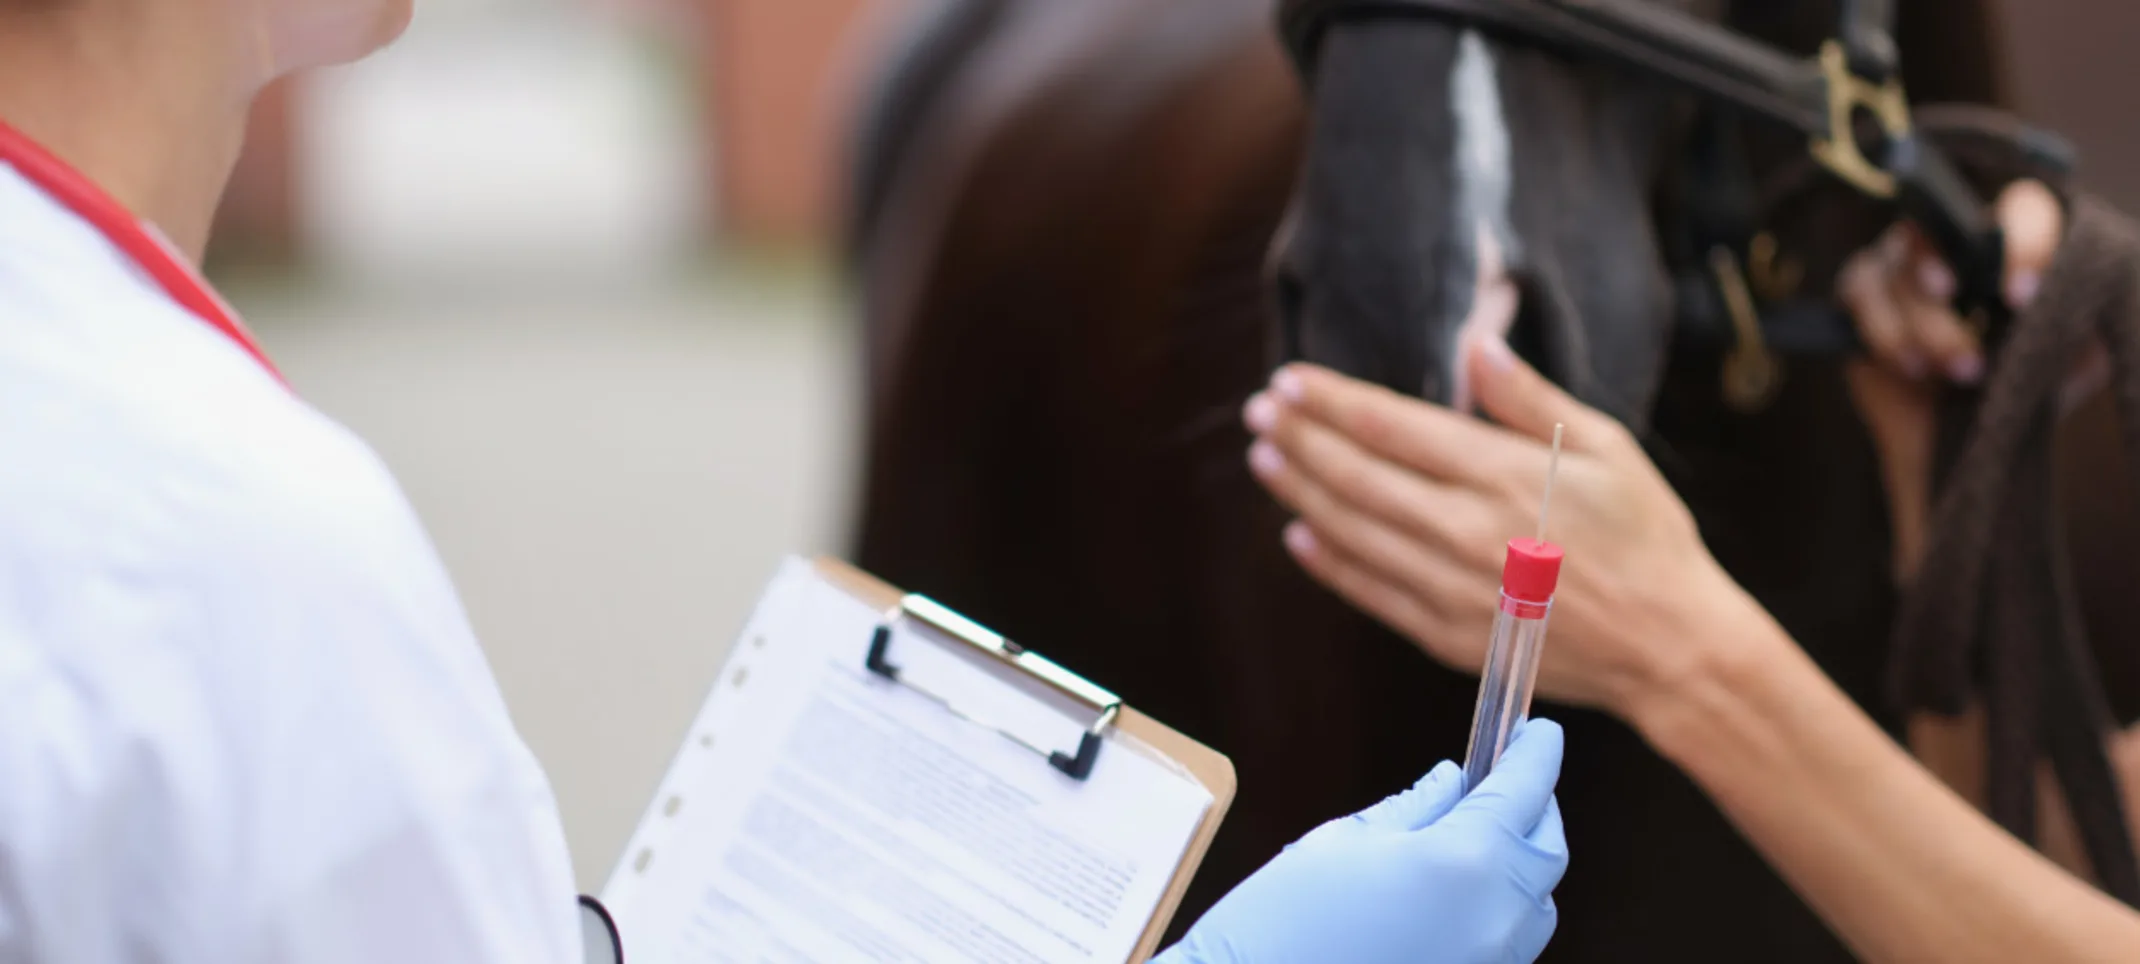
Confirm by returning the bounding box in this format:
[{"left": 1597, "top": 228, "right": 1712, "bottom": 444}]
[{"left": 600, "top": 557, "right": 1232, "bottom": 964}]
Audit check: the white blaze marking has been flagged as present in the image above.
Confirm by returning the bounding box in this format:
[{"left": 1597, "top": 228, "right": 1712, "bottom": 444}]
[
  {"left": 1451, "top": 30, "right": 1512, "bottom": 243},
  {"left": 1446, "top": 29, "right": 1521, "bottom": 411}
]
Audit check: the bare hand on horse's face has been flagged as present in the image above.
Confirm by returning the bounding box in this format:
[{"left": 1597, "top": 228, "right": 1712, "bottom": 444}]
[{"left": 1244, "top": 347, "right": 1756, "bottom": 718}]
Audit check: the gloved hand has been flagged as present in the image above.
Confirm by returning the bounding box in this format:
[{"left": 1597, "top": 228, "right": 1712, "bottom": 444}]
[{"left": 1153, "top": 719, "right": 1566, "bottom": 964}]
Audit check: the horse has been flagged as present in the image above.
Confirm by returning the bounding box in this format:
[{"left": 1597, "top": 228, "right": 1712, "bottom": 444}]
[{"left": 842, "top": 1, "right": 2139, "bottom": 959}]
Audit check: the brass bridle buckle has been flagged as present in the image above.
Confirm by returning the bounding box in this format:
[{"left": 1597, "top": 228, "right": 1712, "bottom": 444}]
[
  {"left": 1808, "top": 39, "right": 1912, "bottom": 199},
  {"left": 1709, "top": 245, "right": 1781, "bottom": 412}
]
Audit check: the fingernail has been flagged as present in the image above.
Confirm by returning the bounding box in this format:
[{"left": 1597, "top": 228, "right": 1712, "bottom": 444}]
[
  {"left": 1878, "top": 229, "right": 1910, "bottom": 263},
  {"left": 1477, "top": 335, "right": 1517, "bottom": 372},
  {"left": 1917, "top": 259, "right": 1956, "bottom": 301},
  {"left": 1284, "top": 520, "right": 1318, "bottom": 556},
  {"left": 2007, "top": 271, "right": 2041, "bottom": 308},
  {"left": 1243, "top": 393, "right": 1278, "bottom": 434},
  {"left": 1271, "top": 367, "right": 1305, "bottom": 402},
  {"left": 1948, "top": 354, "right": 1984, "bottom": 385},
  {"left": 1249, "top": 440, "right": 1285, "bottom": 476}
]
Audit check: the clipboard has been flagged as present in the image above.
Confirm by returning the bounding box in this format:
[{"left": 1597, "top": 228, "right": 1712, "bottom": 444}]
[
  {"left": 596, "top": 556, "right": 1236, "bottom": 964},
  {"left": 818, "top": 558, "right": 1236, "bottom": 961}
]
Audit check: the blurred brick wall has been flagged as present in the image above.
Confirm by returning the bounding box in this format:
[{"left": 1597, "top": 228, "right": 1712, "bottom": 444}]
[{"left": 698, "top": 0, "right": 882, "bottom": 246}]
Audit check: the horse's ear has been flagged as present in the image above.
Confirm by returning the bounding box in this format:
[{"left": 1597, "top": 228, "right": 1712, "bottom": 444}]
[{"left": 1894, "top": 0, "right": 2009, "bottom": 107}]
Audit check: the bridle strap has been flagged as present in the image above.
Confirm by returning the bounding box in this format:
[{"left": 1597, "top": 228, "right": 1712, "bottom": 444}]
[
  {"left": 1280, "top": 0, "right": 1828, "bottom": 137},
  {"left": 1838, "top": 0, "right": 1899, "bottom": 82}
]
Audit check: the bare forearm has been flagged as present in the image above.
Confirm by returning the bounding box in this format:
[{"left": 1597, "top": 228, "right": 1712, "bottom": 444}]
[{"left": 1632, "top": 577, "right": 2140, "bottom": 964}]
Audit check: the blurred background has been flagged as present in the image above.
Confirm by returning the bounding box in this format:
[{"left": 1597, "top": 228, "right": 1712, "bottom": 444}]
[{"left": 199, "top": 0, "right": 2140, "bottom": 894}]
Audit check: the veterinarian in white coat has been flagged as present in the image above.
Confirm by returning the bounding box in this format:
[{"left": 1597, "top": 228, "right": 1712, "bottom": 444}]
[{"left": 0, "top": 41, "right": 584, "bottom": 964}]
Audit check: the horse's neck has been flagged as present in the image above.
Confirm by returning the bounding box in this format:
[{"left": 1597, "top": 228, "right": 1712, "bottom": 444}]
[{"left": 1651, "top": 342, "right": 1902, "bottom": 711}]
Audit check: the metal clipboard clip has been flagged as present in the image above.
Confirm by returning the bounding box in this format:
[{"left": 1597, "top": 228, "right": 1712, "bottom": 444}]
[{"left": 865, "top": 594, "right": 1122, "bottom": 780}]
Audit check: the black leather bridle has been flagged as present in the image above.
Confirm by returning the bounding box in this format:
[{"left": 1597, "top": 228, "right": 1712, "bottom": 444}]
[{"left": 1276, "top": 0, "right": 2073, "bottom": 409}]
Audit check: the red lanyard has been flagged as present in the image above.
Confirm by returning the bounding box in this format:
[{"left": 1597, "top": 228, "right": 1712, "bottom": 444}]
[{"left": 0, "top": 119, "right": 285, "bottom": 384}]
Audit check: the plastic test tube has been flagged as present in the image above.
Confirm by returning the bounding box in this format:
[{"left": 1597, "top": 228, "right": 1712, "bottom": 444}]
[{"left": 1461, "top": 425, "right": 1567, "bottom": 791}]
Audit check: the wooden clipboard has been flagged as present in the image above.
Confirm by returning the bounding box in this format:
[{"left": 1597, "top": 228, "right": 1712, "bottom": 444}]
[{"left": 811, "top": 557, "right": 1237, "bottom": 962}]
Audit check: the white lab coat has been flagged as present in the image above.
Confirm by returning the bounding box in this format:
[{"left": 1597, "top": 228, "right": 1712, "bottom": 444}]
[{"left": 0, "top": 162, "right": 581, "bottom": 962}]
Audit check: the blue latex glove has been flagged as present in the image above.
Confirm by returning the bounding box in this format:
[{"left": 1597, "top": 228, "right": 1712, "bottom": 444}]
[{"left": 1153, "top": 719, "right": 1566, "bottom": 964}]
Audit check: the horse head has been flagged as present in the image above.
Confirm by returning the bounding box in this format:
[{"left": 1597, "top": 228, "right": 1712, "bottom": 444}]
[{"left": 1271, "top": 0, "right": 1722, "bottom": 427}]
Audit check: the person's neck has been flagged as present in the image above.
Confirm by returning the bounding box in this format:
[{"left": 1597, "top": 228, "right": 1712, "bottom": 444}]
[{"left": 0, "top": 4, "right": 265, "bottom": 262}]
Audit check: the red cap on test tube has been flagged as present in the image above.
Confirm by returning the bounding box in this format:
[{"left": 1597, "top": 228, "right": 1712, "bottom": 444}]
[
  {"left": 1463, "top": 427, "right": 1569, "bottom": 791},
  {"left": 1500, "top": 538, "right": 1563, "bottom": 613}
]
